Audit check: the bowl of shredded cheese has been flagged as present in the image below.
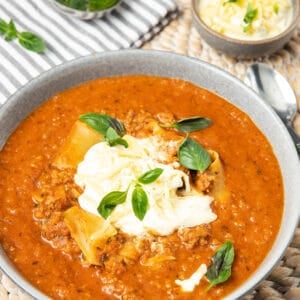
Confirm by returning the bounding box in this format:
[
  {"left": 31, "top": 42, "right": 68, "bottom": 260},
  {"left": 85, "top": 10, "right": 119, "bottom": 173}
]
[{"left": 192, "top": 0, "right": 299, "bottom": 57}]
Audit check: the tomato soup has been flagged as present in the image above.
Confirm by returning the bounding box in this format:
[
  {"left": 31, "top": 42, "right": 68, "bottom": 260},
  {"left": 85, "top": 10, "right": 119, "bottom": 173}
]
[{"left": 0, "top": 76, "right": 283, "bottom": 299}]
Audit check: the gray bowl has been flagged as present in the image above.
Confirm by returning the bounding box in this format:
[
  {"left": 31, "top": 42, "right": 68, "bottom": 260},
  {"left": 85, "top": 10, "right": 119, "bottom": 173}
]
[
  {"left": 192, "top": 0, "right": 300, "bottom": 58},
  {"left": 0, "top": 50, "right": 299, "bottom": 299}
]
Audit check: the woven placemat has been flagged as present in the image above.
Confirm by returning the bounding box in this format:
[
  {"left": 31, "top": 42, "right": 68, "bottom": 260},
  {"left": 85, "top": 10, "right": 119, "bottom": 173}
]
[
  {"left": 144, "top": 1, "right": 300, "bottom": 299},
  {"left": 1, "top": 0, "right": 299, "bottom": 299}
]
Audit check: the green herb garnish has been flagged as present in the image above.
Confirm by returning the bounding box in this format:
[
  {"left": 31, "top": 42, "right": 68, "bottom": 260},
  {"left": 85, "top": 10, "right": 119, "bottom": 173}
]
[
  {"left": 160, "top": 116, "right": 212, "bottom": 133},
  {"left": 98, "top": 191, "right": 127, "bottom": 219},
  {"left": 57, "top": 0, "right": 119, "bottom": 11},
  {"left": 131, "top": 184, "right": 148, "bottom": 221},
  {"left": 80, "top": 113, "right": 125, "bottom": 136},
  {"left": 105, "top": 127, "right": 128, "bottom": 148},
  {"left": 98, "top": 168, "right": 163, "bottom": 220},
  {"left": 206, "top": 241, "right": 235, "bottom": 290},
  {"left": 243, "top": 3, "right": 258, "bottom": 32},
  {"left": 273, "top": 3, "right": 279, "bottom": 14},
  {"left": 18, "top": 32, "right": 46, "bottom": 53},
  {"left": 178, "top": 137, "right": 211, "bottom": 173},
  {"left": 80, "top": 113, "right": 127, "bottom": 148},
  {"left": 0, "top": 19, "right": 45, "bottom": 53},
  {"left": 138, "top": 168, "right": 163, "bottom": 184},
  {"left": 3, "top": 20, "right": 17, "bottom": 41}
]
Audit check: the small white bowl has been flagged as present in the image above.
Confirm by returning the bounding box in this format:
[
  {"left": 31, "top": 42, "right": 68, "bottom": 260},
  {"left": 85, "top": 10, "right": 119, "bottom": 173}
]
[
  {"left": 49, "top": 0, "right": 122, "bottom": 20},
  {"left": 192, "top": 0, "right": 300, "bottom": 58}
]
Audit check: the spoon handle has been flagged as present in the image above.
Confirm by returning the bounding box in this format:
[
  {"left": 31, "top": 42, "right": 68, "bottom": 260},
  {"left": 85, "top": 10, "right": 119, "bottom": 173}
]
[{"left": 287, "top": 126, "right": 300, "bottom": 158}]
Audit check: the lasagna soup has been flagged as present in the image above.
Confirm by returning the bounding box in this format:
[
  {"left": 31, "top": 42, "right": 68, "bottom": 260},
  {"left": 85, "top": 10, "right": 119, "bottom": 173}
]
[{"left": 0, "top": 76, "right": 283, "bottom": 299}]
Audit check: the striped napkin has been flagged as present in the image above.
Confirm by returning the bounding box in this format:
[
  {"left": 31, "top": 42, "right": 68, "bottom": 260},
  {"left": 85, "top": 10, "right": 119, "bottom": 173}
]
[{"left": 0, "top": 0, "right": 178, "bottom": 105}]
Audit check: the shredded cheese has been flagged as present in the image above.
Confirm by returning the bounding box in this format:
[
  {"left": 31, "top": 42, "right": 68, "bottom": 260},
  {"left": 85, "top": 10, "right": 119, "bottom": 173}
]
[{"left": 199, "top": 0, "right": 293, "bottom": 40}]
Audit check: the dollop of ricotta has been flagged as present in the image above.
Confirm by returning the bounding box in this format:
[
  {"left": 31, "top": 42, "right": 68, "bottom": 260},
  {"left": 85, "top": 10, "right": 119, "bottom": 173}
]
[{"left": 75, "top": 135, "right": 217, "bottom": 236}]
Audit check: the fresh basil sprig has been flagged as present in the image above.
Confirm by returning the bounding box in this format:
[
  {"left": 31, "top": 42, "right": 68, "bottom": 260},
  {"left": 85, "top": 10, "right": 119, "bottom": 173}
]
[
  {"left": 243, "top": 3, "right": 258, "bottom": 32},
  {"left": 97, "top": 168, "right": 163, "bottom": 220},
  {"left": 161, "top": 116, "right": 212, "bottom": 133},
  {"left": 178, "top": 137, "right": 211, "bottom": 173},
  {"left": 80, "top": 113, "right": 127, "bottom": 148},
  {"left": 0, "top": 19, "right": 46, "bottom": 53},
  {"left": 80, "top": 113, "right": 125, "bottom": 136},
  {"left": 206, "top": 241, "right": 235, "bottom": 290}
]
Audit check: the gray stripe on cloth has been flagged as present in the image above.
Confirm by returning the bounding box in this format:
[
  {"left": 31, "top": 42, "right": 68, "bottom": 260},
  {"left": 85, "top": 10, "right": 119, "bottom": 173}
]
[
  {"left": 0, "top": 61, "right": 23, "bottom": 88},
  {"left": 11, "top": 2, "right": 81, "bottom": 58},
  {"left": 0, "top": 81, "right": 11, "bottom": 99},
  {"left": 121, "top": 2, "right": 152, "bottom": 27},
  {"left": 58, "top": 17, "right": 110, "bottom": 51},
  {"left": 27, "top": 0, "right": 99, "bottom": 54}
]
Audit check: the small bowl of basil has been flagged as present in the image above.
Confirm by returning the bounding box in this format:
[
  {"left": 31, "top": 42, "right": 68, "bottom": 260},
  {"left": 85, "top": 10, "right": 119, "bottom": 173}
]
[{"left": 50, "top": 0, "right": 122, "bottom": 20}]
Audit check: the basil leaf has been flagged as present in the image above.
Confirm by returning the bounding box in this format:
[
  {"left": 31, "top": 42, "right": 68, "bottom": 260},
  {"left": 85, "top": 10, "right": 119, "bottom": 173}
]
[
  {"left": 98, "top": 191, "right": 127, "bottom": 219},
  {"left": 18, "top": 32, "right": 46, "bottom": 53},
  {"left": 138, "top": 168, "right": 163, "bottom": 184},
  {"left": 178, "top": 137, "right": 211, "bottom": 173},
  {"left": 206, "top": 241, "right": 235, "bottom": 290},
  {"left": 0, "top": 19, "right": 8, "bottom": 35},
  {"left": 80, "top": 113, "right": 111, "bottom": 135},
  {"left": 80, "top": 113, "right": 125, "bottom": 136},
  {"left": 132, "top": 185, "right": 148, "bottom": 221},
  {"left": 89, "top": 0, "right": 120, "bottom": 11},
  {"left": 105, "top": 127, "right": 128, "bottom": 148},
  {"left": 173, "top": 117, "right": 212, "bottom": 133},
  {"left": 108, "top": 116, "right": 126, "bottom": 136},
  {"left": 243, "top": 3, "right": 258, "bottom": 32},
  {"left": 4, "top": 20, "right": 17, "bottom": 41}
]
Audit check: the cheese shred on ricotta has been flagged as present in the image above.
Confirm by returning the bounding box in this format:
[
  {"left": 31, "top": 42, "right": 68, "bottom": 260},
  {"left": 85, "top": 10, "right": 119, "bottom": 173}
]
[{"left": 75, "top": 135, "right": 217, "bottom": 237}]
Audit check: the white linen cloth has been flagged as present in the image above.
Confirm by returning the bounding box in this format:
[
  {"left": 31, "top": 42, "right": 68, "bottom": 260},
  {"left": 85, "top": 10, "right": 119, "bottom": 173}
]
[{"left": 0, "top": 0, "right": 178, "bottom": 104}]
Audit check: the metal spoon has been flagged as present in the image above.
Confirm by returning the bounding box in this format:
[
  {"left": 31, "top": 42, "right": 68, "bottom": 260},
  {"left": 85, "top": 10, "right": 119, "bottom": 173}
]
[{"left": 244, "top": 63, "right": 300, "bottom": 157}]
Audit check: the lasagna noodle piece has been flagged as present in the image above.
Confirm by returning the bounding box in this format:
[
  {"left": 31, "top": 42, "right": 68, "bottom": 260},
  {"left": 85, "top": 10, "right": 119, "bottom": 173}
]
[
  {"left": 64, "top": 206, "right": 117, "bottom": 265},
  {"left": 208, "top": 150, "right": 229, "bottom": 202},
  {"left": 53, "top": 120, "right": 103, "bottom": 169}
]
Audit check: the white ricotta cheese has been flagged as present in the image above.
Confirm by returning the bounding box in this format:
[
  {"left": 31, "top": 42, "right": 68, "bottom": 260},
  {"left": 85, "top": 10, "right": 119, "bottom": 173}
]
[
  {"left": 175, "top": 263, "right": 208, "bottom": 292},
  {"left": 75, "top": 135, "right": 217, "bottom": 236}
]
